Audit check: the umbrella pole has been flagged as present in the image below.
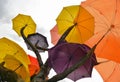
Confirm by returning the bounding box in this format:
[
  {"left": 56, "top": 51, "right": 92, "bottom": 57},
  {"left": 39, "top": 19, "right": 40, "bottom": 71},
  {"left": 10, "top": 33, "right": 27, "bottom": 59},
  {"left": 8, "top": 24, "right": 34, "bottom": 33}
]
[
  {"left": 57, "top": 23, "right": 77, "bottom": 44},
  {"left": 96, "top": 28, "right": 111, "bottom": 46},
  {"left": 20, "top": 25, "right": 51, "bottom": 80},
  {"left": 20, "top": 25, "right": 43, "bottom": 67}
]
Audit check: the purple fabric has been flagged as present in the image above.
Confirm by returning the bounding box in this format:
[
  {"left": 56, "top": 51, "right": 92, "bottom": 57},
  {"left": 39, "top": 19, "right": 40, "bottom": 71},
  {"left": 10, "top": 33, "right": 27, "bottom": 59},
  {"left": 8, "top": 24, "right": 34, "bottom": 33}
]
[
  {"left": 48, "top": 41, "right": 97, "bottom": 81},
  {"left": 26, "top": 33, "right": 49, "bottom": 52}
]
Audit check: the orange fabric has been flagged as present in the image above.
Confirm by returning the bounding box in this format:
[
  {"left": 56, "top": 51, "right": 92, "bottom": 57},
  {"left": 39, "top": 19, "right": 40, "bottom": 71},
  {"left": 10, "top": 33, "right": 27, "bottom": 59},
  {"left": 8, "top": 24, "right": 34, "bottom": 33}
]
[
  {"left": 95, "top": 58, "right": 120, "bottom": 82},
  {"left": 28, "top": 55, "right": 40, "bottom": 76},
  {"left": 81, "top": 0, "right": 120, "bottom": 63},
  {"left": 50, "top": 25, "right": 61, "bottom": 45}
]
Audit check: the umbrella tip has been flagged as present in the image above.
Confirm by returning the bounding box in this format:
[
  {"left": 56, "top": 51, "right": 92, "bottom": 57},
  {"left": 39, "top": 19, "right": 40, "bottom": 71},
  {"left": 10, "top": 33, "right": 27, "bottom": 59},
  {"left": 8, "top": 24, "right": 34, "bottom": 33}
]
[
  {"left": 25, "top": 24, "right": 28, "bottom": 27},
  {"left": 110, "top": 24, "right": 115, "bottom": 28},
  {"left": 74, "top": 23, "right": 77, "bottom": 26},
  {"left": 72, "top": 23, "right": 77, "bottom": 27},
  {"left": 22, "top": 24, "right": 28, "bottom": 30}
]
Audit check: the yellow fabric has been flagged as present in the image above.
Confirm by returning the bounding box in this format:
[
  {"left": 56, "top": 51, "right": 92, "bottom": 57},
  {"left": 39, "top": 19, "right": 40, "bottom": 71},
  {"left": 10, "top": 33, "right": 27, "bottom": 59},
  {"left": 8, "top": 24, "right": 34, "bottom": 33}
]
[
  {"left": 0, "top": 37, "right": 30, "bottom": 82},
  {"left": 12, "top": 14, "right": 36, "bottom": 37},
  {"left": 4, "top": 55, "right": 30, "bottom": 82},
  {"left": 56, "top": 5, "right": 94, "bottom": 43}
]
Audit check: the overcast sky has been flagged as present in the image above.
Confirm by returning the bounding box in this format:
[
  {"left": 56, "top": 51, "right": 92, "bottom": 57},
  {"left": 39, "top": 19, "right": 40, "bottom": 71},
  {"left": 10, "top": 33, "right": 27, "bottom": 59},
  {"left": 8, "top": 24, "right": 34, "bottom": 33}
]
[{"left": 0, "top": 0, "right": 103, "bottom": 82}]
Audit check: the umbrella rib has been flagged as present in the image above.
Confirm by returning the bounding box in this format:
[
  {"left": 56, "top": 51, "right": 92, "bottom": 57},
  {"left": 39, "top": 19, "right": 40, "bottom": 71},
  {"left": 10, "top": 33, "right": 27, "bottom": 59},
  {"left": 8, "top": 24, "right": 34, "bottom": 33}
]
[
  {"left": 87, "top": 6, "right": 110, "bottom": 29},
  {"left": 105, "top": 63, "right": 117, "bottom": 82},
  {"left": 64, "top": 7, "right": 75, "bottom": 20},
  {"left": 66, "top": 46, "right": 84, "bottom": 69},
  {"left": 68, "top": 28, "right": 77, "bottom": 41},
  {"left": 62, "top": 45, "right": 75, "bottom": 71},
  {"left": 77, "top": 17, "right": 93, "bottom": 23},
  {"left": 48, "top": 45, "right": 96, "bottom": 82},
  {"left": 20, "top": 14, "right": 27, "bottom": 24},
  {"left": 78, "top": 24, "right": 93, "bottom": 34},
  {"left": 14, "top": 64, "right": 23, "bottom": 72},
  {"left": 83, "top": 59, "right": 92, "bottom": 76},
  {"left": 57, "top": 19, "right": 73, "bottom": 23},
  {"left": 110, "top": 0, "right": 117, "bottom": 24}
]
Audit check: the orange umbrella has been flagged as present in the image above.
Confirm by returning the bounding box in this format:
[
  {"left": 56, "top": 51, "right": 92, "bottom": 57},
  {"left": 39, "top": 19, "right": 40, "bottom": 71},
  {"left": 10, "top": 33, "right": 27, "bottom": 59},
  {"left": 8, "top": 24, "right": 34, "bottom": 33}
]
[
  {"left": 50, "top": 24, "right": 61, "bottom": 45},
  {"left": 28, "top": 55, "right": 40, "bottom": 77},
  {"left": 95, "top": 58, "right": 120, "bottom": 82},
  {"left": 81, "top": 0, "right": 120, "bottom": 63}
]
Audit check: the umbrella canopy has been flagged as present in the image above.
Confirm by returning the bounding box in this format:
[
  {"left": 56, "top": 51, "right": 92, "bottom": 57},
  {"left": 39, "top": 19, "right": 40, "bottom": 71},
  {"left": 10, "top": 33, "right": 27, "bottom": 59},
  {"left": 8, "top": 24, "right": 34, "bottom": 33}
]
[
  {"left": 0, "top": 37, "right": 30, "bottom": 82},
  {"left": 48, "top": 41, "right": 97, "bottom": 81},
  {"left": 28, "top": 55, "right": 40, "bottom": 77},
  {"left": 3, "top": 55, "right": 30, "bottom": 82},
  {"left": 12, "top": 13, "right": 36, "bottom": 37},
  {"left": 95, "top": 58, "right": 120, "bottom": 82},
  {"left": 56, "top": 5, "right": 94, "bottom": 44},
  {"left": 26, "top": 33, "right": 49, "bottom": 52},
  {"left": 0, "top": 37, "right": 30, "bottom": 64},
  {"left": 50, "top": 24, "right": 61, "bottom": 45},
  {"left": 81, "top": 0, "right": 120, "bottom": 63},
  {"left": 0, "top": 62, "right": 24, "bottom": 82}
]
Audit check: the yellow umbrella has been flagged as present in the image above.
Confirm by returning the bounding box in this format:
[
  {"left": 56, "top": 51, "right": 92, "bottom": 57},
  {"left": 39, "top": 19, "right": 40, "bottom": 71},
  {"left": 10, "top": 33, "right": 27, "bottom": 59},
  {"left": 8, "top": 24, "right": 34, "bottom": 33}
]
[
  {"left": 0, "top": 37, "right": 30, "bottom": 63},
  {"left": 3, "top": 55, "right": 30, "bottom": 82},
  {"left": 56, "top": 5, "right": 94, "bottom": 43},
  {"left": 12, "top": 14, "right": 36, "bottom": 37},
  {"left": 0, "top": 61, "right": 24, "bottom": 82},
  {"left": 0, "top": 37, "right": 30, "bottom": 82}
]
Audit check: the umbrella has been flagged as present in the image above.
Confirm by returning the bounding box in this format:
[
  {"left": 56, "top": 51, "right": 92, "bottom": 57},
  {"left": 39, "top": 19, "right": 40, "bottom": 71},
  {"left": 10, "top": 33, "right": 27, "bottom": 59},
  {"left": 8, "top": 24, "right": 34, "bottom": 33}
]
[
  {"left": 28, "top": 55, "right": 40, "bottom": 77},
  {"left": 56, "top": 5, "right": 94, "bottom": 44},
  {"left": 81, "top": 0, "right": 120, "bottom": 63},
  {"left": 0, "top": 62, "right": 24, "bottom": 82},
  {"left": 0, "top": 37, "right": 30, "bottom": 64},
  {"left": 95, "top": 58, "right": 120, "bottom": 82},
  {"left": 12, "top": 13, "right": 36, "bottom": 37},
  {"left": 26, "top": 33, "right": 49, "bottom": 52},
  {"left": 50, "top": 24, "right": 61, "bottom": 45},
  {"left": 0, "top": 37, "right": 30, "bottom": 82},
  {"left": 48, "top": 41, "right": 97, "bottom": 81},
  {"left": 3, "top": 55, "right": 30, "bottom": 82}
]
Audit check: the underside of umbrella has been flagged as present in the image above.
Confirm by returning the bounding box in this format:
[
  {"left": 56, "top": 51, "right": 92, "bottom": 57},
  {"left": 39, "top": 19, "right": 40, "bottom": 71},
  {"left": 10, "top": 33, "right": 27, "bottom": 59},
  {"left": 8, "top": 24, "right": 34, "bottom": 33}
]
[{"left": 48, "top": 41, "right": 97, "bottom": 81}]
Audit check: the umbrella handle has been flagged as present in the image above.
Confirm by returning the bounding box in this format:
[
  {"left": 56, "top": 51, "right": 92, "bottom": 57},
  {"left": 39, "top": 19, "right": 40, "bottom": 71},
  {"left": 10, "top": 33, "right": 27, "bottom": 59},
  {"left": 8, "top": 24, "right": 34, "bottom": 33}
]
[{"left": 57, "top": 23, "right": 77, "bottom": 44}]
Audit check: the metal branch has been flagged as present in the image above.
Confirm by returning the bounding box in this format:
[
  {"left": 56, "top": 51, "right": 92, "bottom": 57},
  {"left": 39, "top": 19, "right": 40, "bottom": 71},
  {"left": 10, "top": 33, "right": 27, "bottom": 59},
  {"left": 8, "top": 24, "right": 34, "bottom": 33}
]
[
  {"left": 57, "top": 23, "right": 77, "bottom": 44},
  {"left": 20, "top": 25, "right": 43, "bottom": 67}
]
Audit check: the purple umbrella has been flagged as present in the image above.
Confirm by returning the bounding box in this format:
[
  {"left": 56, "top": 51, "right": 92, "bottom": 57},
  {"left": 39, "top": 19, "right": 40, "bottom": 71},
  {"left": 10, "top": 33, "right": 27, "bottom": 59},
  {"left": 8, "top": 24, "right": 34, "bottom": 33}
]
[
  {"left": 26, "top": 33, "right": 49, "bottom": 52},
  {"left": 48, "top": 41, "right": 97, "bottom": 81}
]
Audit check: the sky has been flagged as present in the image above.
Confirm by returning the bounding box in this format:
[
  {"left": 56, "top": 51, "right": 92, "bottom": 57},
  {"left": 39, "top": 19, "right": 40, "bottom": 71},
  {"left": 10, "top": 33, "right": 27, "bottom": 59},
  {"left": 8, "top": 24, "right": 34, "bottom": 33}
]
[{"left": 0, "top": 0, "right": 103, "bottom": 82}]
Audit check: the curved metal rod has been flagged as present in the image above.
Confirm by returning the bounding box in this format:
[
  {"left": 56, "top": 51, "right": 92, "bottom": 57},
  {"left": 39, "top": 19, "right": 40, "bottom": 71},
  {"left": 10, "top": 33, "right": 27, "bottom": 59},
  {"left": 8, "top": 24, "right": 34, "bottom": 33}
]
[{"left": 20, "top": 25, "right": 43, "bottom": 67}]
